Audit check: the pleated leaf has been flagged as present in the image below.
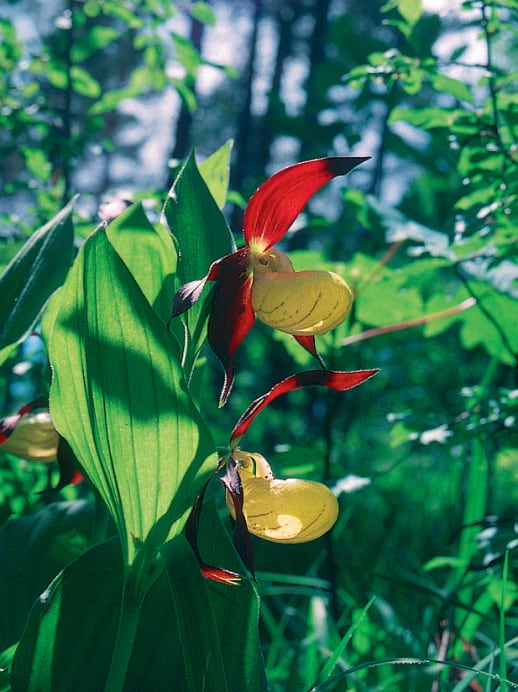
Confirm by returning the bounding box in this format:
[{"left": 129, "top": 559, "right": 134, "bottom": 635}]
[
  {"left": 105, "top": 201, "right": 178, "bottom": 325},
  {"left": 163, "top": 150, "right": 235, "bottom": 374},
  {"left": 49, "top": 227, "right": 217, "bottom": 566},
  {"left": 0, "top": 197, "right": 75, "bottom": 361},
  {"left": 12, "top": 535, "right": 266, "bottom": 691}
]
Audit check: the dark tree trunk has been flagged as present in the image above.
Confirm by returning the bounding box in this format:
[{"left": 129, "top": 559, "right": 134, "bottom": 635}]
[{"left": 169, "top": 12, "right": 206, "bottom": 165}]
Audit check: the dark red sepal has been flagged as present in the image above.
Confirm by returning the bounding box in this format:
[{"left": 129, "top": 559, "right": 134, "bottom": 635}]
[
  {"left": 171, "top": 277, "right": 209, "bottom": 317},
  {"left": 230, "top": 368, "right": 380, "bottom": 444},
  {"left": 220, "top": 459, "right": 256, "bottom": 579},
  {"left": 206, "top": 249, "right": 255, "bottom": 406},
  {"left": 170, "top": 253, "right": 227, "bottom": 318},
  {"left": 184, "top": 478, "right": 242, "bottom": 586},
  {"left": 243, "top": 157, "right": 370, "bottom": 250}
]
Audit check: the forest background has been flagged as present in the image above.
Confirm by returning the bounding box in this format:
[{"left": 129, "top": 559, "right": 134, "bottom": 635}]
[{"left": 0, "top": 0, "right": 517, "bottom": 690}]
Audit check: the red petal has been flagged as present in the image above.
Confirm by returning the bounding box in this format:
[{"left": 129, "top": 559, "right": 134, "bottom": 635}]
[
  {"left": 230, "top": 368, "right": 379, "bottom": 444},
  {"left": 293, "top": 335, "right": 326, "bottom": 368},
  {"left": 207, "top": 249, "right": 255, "bottom": 406},
  {"left": 243, "top": 157, "right": 370, "bottom": 250},
  {"left": 200, "top": 564, "right": 241, "bottom": 586},
  {"left": 185, "top": 478, "right": 242, "bottom": 586}
]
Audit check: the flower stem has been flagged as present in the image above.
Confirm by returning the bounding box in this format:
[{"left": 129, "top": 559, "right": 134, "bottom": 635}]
[
  {"left": 104, "top": 577, "right": 144, "bottom": 692},
  {"left": 341, "top": 297, "right": 476, "bottom": 346}
]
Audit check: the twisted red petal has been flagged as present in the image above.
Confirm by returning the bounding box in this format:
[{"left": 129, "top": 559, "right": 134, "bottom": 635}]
[
  {"left": 185, "top": 478, "right": 242, "bottom": 586},
  {"left": 206, "top": 248, "right": 255, "bottom": 406},
  {"left": 242, "top": 157, "right": 370, "bottom": 250},
  {"left": 293, "top": 334, "right": 326, "bottom": 367},
  {"left": 230, "top": 368, "right": 379, "bottom": 444}
]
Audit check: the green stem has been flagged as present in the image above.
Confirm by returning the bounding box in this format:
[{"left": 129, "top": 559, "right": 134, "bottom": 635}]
[{"left": 104, "top": 576, "right": 144, "bottom": 692}]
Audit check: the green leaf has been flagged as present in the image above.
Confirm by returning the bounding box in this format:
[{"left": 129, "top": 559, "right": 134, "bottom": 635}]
[
  {"left": 172, "top": 33, "right": 202, "bottom": 78},
  {"left": 49, "top": 227, "right": 217, "bottom": 566},
  {"left": 189, "top": 1, "right": 217, "bottom": 25},
  {"left": 0, "top": 644, "right": 16, "bottom": 692},
  {"left": 12, "top": 534, "right": 266, "bottom": 691},
  {"left": 395, "top": 0, "right": 423, "bottom": 27},
  {"left": 356, "top": 277, "right": 424, "bottom": 327},
  {"left": 458, "top": 287, "right": 518, "bottom": 366},
  {"left": 197, "top": 140, "right": 233, "bottom": 209},
  {"left": 21, "top": 147, "right": 51, "bottom": 182},
  {"left": 0, "top": 501, "right": 94, "bottom": 651},
  {"left": 70, "top": 65, "right": 101, "bottom": 98},
  {"left": 430, "top": 72, "right": 473, "bottom": 104},
  {"left": 105, "top": 202, "right": 178, "bottom": 324},
  {"left": 71, "top": 26, "right": 119, "bottom": 62},
  {"left": 0, "top": 197, "right": 75, "bottom": 356},
  {"left": 389, "top": 106, "right": 457, "bottom": 129},
  {"left": 163, "top": 151, "right": 235, "bottom": 374},
  {"left": 11, "top": 539, "right": 123, "bottom": 691},
  {"left": 423, "top": 556, "right": 468, "bottom": 571},
  {"left": 195, "top": 498, "right": 267, "bottom": 691},
  {"left": 171, "top": 77, "right": 197, "bottom": 112}
]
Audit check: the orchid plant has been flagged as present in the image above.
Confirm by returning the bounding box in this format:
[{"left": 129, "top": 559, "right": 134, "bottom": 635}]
[{"left": 1, "top": 144, "right": 377, "bottom": 690}]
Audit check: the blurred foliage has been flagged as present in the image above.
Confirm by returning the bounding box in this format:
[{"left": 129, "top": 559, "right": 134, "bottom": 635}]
[{"left": 1, "top": 0, "right": 517, "bottom": 690}]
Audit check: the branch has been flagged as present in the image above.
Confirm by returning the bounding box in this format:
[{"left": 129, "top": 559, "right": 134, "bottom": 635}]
[{"left": 341, "top": 297, "right": 476, "bottom": 347}]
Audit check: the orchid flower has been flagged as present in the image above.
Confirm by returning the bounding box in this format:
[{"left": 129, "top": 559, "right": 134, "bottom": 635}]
[
  {"left": 172, "top": 156, "right": 369, "bottom": 405},
  {"left": 0, "top": 399, "right": 82, "bottom": 488},
  {"left": 0, "top": 399, "right": 59, "bottom": 462},
  {"left": 186, "top": 367, "right": 378, "bottom": 581}
]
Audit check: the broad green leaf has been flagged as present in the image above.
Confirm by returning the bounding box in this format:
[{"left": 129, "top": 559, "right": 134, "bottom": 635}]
[
  {"left": 0, "top": 197, "right": 75, "bottom": 359},
  {"left": 163, "top": 151, "right": 235, "bottom": 373},
  {"left": 12, "top": 534, "right": 266, "bottom": 691},
  {"left": 105, "top": 202, "right": 178, "bottom": 324},
  {"left": 198, "top": 140, "right": 233, "bottom": 209},
  {"left": 196, "top": 498, "right": 267, "bottom": 691},
  {"left": 164, "top": 151, "right": 235, "bottom": 285},
  {"left": 0, "top": 644, "right": 16, "bottom": 691},
  {"left": 0, "top": 500, "right": 94, "bottom": 651},
  {"left": 11, "top": 539, "right": 123, "bottom": 692},
  {"left": 458, "top": 287, "right": 518, "bottom": 366},
  {"left": 356, "top": 277, "right": 424, "bottom": 328},
  {"left": 49, "top": 228, "right": 217, "bottom": 566}
]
